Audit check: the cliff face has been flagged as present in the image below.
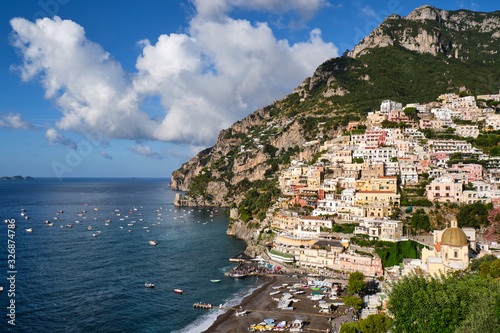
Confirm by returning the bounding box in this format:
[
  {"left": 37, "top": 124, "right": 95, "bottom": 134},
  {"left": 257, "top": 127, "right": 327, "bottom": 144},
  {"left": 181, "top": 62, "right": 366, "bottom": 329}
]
[{"left": 349, "top": 5, "right": 500, "bottom": 59}]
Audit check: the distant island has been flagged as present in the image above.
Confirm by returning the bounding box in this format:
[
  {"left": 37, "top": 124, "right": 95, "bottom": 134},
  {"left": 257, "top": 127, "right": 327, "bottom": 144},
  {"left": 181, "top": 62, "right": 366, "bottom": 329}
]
[{"left": 0, "top": 176, "right": 34, "bottom": 180}]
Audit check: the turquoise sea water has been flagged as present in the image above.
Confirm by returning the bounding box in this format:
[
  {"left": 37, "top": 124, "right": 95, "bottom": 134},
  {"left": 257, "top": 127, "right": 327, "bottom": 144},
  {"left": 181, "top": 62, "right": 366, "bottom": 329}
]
[{"left": 0, "top": 178, "right": 258, "bottom": 332}]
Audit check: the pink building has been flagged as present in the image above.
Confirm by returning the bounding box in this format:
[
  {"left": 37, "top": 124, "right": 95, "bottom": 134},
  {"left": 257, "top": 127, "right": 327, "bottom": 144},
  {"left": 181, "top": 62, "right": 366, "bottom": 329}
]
[
  {"left": 335, "top": 253, "right": 383, "bottom": 277},
  {"left": 451, "top": 163, "right": 483, "bottom": 182},
  {"left": 426, "top": 176, "right": 464, "bottom": 203},
  {"left": 387, "top": 109, "right": 408, "bottom": 122},
  {"left": 365, "top": 130, "right": 387, "bottom": 146}
]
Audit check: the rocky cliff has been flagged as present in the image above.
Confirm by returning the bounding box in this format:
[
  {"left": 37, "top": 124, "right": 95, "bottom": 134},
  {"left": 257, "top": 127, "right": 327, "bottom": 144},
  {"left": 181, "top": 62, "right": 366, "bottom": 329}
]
[{"left": 349, "top": 5, "right": 500, "bottom": 59}]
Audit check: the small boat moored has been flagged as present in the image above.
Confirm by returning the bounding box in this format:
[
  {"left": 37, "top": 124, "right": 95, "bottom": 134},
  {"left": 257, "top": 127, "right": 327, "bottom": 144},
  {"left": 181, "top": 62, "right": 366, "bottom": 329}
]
[
  {"left": 145, "top": 283, "right": 155, "bottom": 288},
  {"left": 149, "top": 240, "right": 157, "bottom": 246},
  {"left": 210, "top": 279, "right": 221, "bottom": 283},
  {"left": 26, "top": 228, "right": 33, "bottom": 232},
  {"left": 174, "top": 289, "right": 183, "bottom": 294}
]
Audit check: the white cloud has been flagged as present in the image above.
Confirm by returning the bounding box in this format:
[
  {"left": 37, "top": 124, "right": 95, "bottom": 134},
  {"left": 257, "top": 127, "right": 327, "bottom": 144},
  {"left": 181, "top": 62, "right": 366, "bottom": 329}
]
[
  {"left": 192, "top": 0, "right": 329, "bottom": 21},
  {"left": 129, "top": 144, "right": 165, "bottom": 159},
  {"left": 99, "top": 151, "right": 113, "bottom": 160},
  {"left": 45, "top": 127, "right": 77, "bottom": 149},
  {"left": 0, "top": 112, "right": 31, "bottom": 129},
  {"left": 10, "top": 7, "right": 338, "bottom": 148},
  {"left": 362, "top": 5, "right": 376, "bottom": 17}
]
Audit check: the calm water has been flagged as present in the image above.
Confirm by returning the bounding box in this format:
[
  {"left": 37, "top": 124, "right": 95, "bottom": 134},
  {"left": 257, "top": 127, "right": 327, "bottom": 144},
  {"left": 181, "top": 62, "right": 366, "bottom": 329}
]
[{"left": 0, "top": 178, "right": 258, "bottom": 332}]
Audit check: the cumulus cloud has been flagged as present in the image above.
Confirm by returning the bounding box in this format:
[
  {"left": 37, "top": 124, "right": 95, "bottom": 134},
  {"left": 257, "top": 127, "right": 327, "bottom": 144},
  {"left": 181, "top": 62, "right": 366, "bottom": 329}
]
[
  {"left": 0, "top": 112, "right": 31, "bottom": 129},
  {"left": 129, "top": 144, "right": 165, "bottom": 159},
  {"left": 10, "top": 4, "right": 338, "bottom": 148},
  {"left": 99, "top": 151, "right": 113, "bottom": 160},
  {"left": 45, "top": 128, "right": 77, "bottom": 149}
]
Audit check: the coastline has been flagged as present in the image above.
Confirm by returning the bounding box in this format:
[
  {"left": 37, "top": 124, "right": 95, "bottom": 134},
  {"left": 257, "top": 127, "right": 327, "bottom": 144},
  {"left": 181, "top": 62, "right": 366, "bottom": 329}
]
[
  {"left": 202, "top": 275, "right": 275, "bottom": 333},
  {"left": 202, "top": 274, "right": 340, "bottom": 333}
]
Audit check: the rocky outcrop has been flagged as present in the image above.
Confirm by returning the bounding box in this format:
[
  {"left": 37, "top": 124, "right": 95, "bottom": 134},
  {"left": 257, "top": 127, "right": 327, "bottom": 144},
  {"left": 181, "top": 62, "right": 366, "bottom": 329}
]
[{"left": 349, "top": 5, "right": 500, "bottom": 59}]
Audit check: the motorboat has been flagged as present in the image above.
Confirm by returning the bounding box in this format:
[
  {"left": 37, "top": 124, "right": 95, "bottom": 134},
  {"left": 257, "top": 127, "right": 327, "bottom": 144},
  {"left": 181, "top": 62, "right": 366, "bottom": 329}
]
[
  {"left": 145, "top": 283, "right": 155, "bottom": 288},
  {"left": 26, "top": 228, "right": 33, "bottom": 232},
  {"left": 174, "top": 289, "right": 183, "bottom": 294},
  {"left": 210, "top": 279, "right": 221, "bottom": 283},
  {"left": 88, "top": 226, "right": 92, "bottom": 231},
  {"left": 149, "top": 240, "right": 157, "bottom": 245}
]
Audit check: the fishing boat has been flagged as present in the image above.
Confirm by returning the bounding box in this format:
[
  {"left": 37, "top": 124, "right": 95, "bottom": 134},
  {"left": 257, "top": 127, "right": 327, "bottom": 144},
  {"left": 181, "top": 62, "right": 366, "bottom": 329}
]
[
  {"left": 210, "top": 279, "right": 221, "bottom": 283},
  {"left": 145, "top": 283, "right": 155, "bottom": 288},
  {"left": 230, "top": 273, "right": 245, "bottom": 278},
  {"left": 174, "top": 289, "right": 183, "bottom": 294},
  {"left": 149, "top": 240, "right": 157, "bottom": 245}
]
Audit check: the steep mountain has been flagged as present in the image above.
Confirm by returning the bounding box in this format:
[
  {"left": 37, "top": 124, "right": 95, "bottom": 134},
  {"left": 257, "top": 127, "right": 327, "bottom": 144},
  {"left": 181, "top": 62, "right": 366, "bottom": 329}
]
[{"left": 171, "top": 5, "right": 500, "bottom": 217}]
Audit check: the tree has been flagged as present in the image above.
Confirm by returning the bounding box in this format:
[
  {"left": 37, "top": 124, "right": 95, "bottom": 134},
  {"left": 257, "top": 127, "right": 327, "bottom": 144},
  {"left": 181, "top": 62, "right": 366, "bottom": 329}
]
[
  {"left": 358, "top": 313, "right": 393, "bottom": 333},
  {"left": 344, "top": 295, "right": 363, "bottom": 310},
  {"left": 410, "top": 209, "right": 431, "bottom": 232},
  {"left": 348, "top": 271, "right": 366, "bottom": 295},
  {"left": 388, "top": 273, "right": 500, "bottom": 333},
  {"left": 479, "top": 261, "right": 491, "bottom": 278},
  {"left": 490, "top": 259, "right": 500, "bottom": 278},
  {"left": 469, "top": 254, "right": 497, "bottom": 271},
  {"left": 340, "top": 322, "right": 359, "bottom": 333}
]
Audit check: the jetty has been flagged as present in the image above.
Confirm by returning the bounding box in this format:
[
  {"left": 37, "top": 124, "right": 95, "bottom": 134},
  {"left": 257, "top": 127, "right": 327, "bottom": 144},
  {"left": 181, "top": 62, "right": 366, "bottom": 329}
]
[{"left": 193, "top": 302, "right": 213, "bottom": 309}]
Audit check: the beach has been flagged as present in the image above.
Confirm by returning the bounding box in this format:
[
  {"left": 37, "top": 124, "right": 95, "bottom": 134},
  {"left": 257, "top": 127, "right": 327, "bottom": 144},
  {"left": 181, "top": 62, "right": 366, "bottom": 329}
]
[{"left": 203, "top": 275, "right": 348, "bottom": 333}]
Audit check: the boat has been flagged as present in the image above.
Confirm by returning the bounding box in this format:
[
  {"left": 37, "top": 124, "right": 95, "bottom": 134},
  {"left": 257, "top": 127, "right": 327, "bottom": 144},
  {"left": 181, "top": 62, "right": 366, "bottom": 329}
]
[
  {"left": 66, "top": 225, "right": 72, "bottom": 228},
  {"left": 92, "top": 234, "right": 98, "bottom": 237},
  {"left": 210, "top": 279, "right": 221, "bottom": 283},
  {"left": 174, "top": 289, "right": 183, "bottom": 294},
  {"left": 149, "top": 240, "right": 157, "bottom": 245},
  {"left": 26, "top": 228, "right": 33, "bottom": 232},
  {"left": 88, "top": 226, "right": 92, "bottom": 231},
  {"left": 230, "top": 273, "right": 245, "bottom": 278},
  {"left": 235, "top": 310, "right": 247, "bottom": 316},
  {"left": 145, "top": 283, "right": 155, "bottom": 288}
]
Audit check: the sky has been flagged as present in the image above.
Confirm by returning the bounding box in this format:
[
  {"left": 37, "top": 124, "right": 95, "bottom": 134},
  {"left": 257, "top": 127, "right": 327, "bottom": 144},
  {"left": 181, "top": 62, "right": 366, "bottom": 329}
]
[{"left": 0, "top": 0, "right": 498, "bottom": 179}]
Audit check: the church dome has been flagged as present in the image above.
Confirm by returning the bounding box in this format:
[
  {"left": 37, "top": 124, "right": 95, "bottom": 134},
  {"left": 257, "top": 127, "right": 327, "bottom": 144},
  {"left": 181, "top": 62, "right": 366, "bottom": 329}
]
[{"left": 441, "top": 218, "right": 468, "bottom": 246}]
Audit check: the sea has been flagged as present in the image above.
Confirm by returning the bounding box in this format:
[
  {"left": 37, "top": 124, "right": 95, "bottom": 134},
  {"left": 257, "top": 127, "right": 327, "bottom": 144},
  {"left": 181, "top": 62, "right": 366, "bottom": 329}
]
[{"left": 0, "top": 178, "right": 259, "bottom": 332}]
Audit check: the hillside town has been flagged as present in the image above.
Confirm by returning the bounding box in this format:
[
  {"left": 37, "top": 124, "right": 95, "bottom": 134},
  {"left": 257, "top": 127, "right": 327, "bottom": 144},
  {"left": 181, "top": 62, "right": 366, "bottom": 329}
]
[{"left": 254, "top": 91, "right": 500, "bottom": 280}]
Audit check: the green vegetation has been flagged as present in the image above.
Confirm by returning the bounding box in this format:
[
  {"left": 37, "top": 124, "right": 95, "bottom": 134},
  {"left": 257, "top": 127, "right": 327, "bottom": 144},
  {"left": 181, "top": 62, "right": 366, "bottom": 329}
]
[
  {"left": 410, "top": 209, "right": 431, "bottom": 232},
  {"left": 374, "top": 240, "right": 423, "bottom": 268},
  {"left": 456, "top": 202, "right": 493, "bottom": 228},
  {"left": 340, "top": 313, "right": 393, "bottom": 333},
  {"left": 388, "top": 272, "right": 500, "bottom": 333},
  {"left": 344, "top": 295, "right": 363, "bottom": 310},
  {"left": 238, "top": 178, "right": 281, "bottom": 223},
  {"left": 269, "top": 249, "right": 294, "bottom": 258},
  {"left": 332, "top": 223, "right": 357, "bottom": 234},
  {"left": 347, "top": 271, "right": 366, "bottom": 295},
  {"left": 187, "top": 168, "right": 214, "bottom": 201}
]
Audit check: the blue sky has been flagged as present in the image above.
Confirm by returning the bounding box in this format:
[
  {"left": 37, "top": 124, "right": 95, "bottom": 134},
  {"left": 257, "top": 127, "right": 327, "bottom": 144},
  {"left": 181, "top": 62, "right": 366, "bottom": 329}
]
[{"left": 0, "top": 0, "right": 497, "bottom": 179}]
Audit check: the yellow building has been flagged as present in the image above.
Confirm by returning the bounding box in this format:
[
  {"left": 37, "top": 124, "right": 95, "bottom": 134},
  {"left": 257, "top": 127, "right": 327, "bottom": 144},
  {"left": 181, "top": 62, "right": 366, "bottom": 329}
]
[
  {"left": 354, "top": 191, "right": 400, "bottom": 218},
  {"left": 421, "top": 218, "right": 470, "bottom": 275}
]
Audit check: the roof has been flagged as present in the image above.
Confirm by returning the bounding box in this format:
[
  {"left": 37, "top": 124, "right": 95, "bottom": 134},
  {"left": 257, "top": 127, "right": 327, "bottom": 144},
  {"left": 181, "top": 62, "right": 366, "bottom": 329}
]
[
  {"left": 441, "top": 227, "right": 468, "bottom": 246},
  {"left": 229, "top": 252, "right": 254, "bottom": 262},
  {"left": 357, "top": 191, "right": 397, "bottom": 194}
]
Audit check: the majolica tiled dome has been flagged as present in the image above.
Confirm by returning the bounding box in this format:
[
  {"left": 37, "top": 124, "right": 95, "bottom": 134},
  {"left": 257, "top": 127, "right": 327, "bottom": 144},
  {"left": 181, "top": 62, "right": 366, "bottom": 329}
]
[{"left": 441, "top": 218, "right": 468, "bottom": 246}]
